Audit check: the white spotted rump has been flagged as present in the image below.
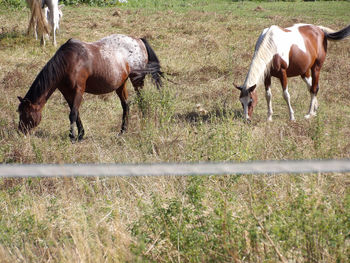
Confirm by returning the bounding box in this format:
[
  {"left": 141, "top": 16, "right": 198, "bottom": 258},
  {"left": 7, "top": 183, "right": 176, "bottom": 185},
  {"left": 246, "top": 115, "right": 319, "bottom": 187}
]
[{"left": 98, "top": 34, "right": 148, "bottom": 72}]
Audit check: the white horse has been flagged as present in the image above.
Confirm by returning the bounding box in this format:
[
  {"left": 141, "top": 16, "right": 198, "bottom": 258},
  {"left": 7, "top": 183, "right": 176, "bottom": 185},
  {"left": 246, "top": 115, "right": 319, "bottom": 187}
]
[
  {"left": 43, "top": 0, "right": 62, "bottom": 46},
  {"left": 26, "top": 0, "right": 62, "bottom": 46}
]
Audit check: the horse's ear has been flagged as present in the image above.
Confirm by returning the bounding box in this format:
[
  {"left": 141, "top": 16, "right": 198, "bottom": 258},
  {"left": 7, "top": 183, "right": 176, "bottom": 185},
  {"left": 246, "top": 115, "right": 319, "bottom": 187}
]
[
  {"left": 18, "top": 96, "right": 30, "bottom": 105},
  {"left": 234, "top": 83, "right": 242, "bottom": 91},
  {"left": 248, "top": 85, "right": 256, "bottom": 93}
]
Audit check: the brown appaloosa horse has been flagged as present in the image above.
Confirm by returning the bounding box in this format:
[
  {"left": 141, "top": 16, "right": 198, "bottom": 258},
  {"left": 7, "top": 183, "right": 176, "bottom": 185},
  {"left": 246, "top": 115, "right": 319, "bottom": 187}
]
[
  {"left": 17, "top": 34, "right": 162, "bottom": 141},
  {"left": 235, "top": 23, "right": 350, "bottom": 121}
]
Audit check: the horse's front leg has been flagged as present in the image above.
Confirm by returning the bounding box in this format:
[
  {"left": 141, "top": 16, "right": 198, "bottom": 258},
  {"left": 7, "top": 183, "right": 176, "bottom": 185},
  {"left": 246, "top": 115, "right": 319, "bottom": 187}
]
[
  {"left": 264, "top": 76, "right": 273, "bottom": 121},
  {"left": 280, "top": 70, "right": 295, "bottom": 121},
  {"left": 116, "top": 82, "right": 129, "bottom": 135},
  {"left": 76, "top": 113, "right": 85, "bottom": 141},
  {"left": 68, "top": 91, "right": 83, "bottom": 141},
  {"left": 69, "top": 108, "right": 78, "bottom": 141},
  {"left": 69, "top": 109, "right": 85, "bottom": 141}
]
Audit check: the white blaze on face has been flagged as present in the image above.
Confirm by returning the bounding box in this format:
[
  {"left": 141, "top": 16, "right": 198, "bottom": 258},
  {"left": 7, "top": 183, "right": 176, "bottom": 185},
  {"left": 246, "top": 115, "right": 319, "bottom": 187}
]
[{"left": 240, "top": 94, "right": 252, "bottom": 120}]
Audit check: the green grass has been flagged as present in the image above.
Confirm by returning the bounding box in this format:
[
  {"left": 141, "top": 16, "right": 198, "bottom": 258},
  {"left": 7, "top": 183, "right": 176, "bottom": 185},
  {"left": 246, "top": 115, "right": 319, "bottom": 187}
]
[{"left": 0, "top": 1, "right": 350, "bottom": 262}]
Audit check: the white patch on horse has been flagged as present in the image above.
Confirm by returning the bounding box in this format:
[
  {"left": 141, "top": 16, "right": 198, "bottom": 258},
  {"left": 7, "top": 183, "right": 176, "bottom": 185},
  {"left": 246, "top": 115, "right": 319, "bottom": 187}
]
[
  {"left": 243, "top": 24, "right": 309, "bottom": 89},
  {"left": 98, "top": 34, "right": 147, "bottom": 73},
  {"left": 42, "top": 0, "right": 61, "bottom": 46},
  {"left": 274, "top": 24, "right": 307, "bottom": 65},
  {"left": 239, "top": 95, "right": 252, "bottom": 120},
  {"left": 302, "top": 76, "right": 312, "bottom": 89}
]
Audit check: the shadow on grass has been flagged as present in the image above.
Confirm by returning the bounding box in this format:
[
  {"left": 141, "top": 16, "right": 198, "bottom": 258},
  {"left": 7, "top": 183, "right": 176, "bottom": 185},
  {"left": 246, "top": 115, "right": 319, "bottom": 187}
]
[{"left": 175, "top": 107, "right": 243, "bottom": 124}]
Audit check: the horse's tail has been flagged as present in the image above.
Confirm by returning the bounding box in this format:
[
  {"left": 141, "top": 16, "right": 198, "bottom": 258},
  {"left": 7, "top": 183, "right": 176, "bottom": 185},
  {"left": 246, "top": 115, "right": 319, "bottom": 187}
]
[
  {"left": 319, "top": 24, "right": 350, "bottom": 41},
  {"left": 139, "top": 38, "right": 163, "bottom": 89},
  {"left": 27, "top": 0, "right": 50, "bottom": 37}
]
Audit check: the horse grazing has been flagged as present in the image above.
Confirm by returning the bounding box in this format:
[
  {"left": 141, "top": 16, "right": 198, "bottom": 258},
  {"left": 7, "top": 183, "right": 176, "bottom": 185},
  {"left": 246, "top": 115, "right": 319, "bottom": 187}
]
[
  {"left": 235, "top": 23, "right": 350, "bottom": 121},
  {"left": 26, "top": 0, "right": 62, "bottom": 46},
  {"left": 17, "top": 34, "right": 163, "bottom": 141}
]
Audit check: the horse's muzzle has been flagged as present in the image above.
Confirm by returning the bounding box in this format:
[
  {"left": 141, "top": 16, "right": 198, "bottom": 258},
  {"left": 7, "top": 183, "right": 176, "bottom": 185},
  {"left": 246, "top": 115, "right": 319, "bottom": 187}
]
[{"left": 18, "top": 122, "right": 30, "bottom": 134}]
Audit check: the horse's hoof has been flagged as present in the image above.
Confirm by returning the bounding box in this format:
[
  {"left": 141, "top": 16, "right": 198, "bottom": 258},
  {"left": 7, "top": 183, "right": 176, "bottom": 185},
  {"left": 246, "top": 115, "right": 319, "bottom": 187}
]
[
  {"left": 69, "top": 134, "right": 78, "bottom": 143},
  {"left": 304, "top": 113, "right": 316, "bottom": 119},
  {"left": 78, "top": 132, "right": 85, "bottom": 141},
  {"left": 118, "top": 130, "right": 126, "bottom": 136}
]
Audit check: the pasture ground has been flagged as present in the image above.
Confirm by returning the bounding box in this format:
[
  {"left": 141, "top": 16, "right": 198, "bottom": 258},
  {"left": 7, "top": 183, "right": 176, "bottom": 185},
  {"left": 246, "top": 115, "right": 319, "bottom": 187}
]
[{"left": 0, "top": 1, "right": 350, "bottom": 262}]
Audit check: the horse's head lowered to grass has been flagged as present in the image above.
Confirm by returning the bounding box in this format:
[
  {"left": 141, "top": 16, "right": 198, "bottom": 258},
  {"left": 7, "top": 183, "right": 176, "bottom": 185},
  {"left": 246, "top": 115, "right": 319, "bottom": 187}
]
[
  {"left": 17, "top": 96, "right": 42, "bottom": 134},
  {"left": 17, "top": 34, "right": 163, "bottom": 141}
]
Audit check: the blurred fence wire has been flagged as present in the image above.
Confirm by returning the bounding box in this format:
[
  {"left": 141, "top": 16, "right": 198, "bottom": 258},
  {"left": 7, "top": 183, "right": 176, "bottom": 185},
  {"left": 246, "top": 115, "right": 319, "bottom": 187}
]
[{"left": 0, "top": 159, "right": 350, "bottom": 177}]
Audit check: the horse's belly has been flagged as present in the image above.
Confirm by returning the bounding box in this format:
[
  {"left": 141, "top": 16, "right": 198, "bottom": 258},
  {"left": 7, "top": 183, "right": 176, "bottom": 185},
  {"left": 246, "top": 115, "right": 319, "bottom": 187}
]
[
  {"left": 286, "top": 45, "right": 312, "bottom": 77},
  {"left": 85, "top": 76, "right": 121, "bottom": 95},
  {"left": 286, "top": 59, "right": 310, "bottom": 77}
]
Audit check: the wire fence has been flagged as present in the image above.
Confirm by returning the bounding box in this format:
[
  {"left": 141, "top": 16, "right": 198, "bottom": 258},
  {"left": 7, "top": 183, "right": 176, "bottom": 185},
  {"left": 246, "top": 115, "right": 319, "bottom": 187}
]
[{"left": 0, "top": 159, "right": 350, "bottom": 177}]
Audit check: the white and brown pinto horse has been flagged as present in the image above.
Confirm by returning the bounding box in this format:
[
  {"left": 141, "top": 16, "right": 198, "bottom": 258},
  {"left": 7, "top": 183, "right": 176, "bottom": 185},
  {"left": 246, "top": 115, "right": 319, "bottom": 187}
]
[
  {"left": 235, "top": 23, "right": 350, "bottom": 121},
  {"left": 17, "top": 34, "right": 162, "bottom": 141},
  {"left": 26, "top": 0, "right": 62, "bottom": 46}
]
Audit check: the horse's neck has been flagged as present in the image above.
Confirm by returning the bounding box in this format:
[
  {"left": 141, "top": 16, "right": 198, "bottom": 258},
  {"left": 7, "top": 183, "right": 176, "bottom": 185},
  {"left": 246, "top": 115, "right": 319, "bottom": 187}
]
[
  {"left": 243, "top": 28, "right": 277, "bottom": 88},
  {"left": 25, "top": 81, "right": 57, "bottom": 109}
]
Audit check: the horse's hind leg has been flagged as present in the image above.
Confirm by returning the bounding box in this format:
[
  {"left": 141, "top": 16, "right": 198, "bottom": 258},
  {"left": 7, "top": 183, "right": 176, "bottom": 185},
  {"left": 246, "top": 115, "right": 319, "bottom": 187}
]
[
  {"left": 305, "top": 63, "right": 322, "bottom": 119},
  {"left": 302, "top": 72, "right": 318, "bottom": 119},
  {"left": 116, "top": 81, "right": 129, "bottom": 134},
  {"left": 51, "top": 14, "right": 58, "bottom": 46},
  {"left": 129, "top": 73, "right": 145, "bottom": 96},
  {"left": 34, "top": 21, "right": 38, "bottom": 40}
]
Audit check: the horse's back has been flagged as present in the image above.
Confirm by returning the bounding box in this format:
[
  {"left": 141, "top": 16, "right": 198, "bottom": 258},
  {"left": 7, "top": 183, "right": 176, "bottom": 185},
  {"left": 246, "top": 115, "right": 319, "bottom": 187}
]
[
  {"left": 268, "top": 24, "right": 324, "bottom": 70},
  {"left": 96, "top": 34, "right": 148, "bottom": 72},
  {"left": 54, "top": 35, "right": 147, "bottom": 94}
]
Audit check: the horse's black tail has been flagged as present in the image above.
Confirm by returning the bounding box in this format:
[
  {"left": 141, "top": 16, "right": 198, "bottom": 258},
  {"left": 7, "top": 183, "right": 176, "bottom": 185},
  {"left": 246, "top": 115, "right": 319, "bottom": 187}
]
[
  {"left": 139, "top": 38, "right": 163, "bottom": 89},
  {"left": 320, "top": 24, "right": 350, "bottom": 41}
]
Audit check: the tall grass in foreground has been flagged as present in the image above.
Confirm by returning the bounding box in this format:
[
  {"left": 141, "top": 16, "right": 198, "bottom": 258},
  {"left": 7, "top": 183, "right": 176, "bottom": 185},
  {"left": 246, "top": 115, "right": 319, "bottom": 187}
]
[{"left": 0, "top": 174, "right": 349, "bottom": 262}]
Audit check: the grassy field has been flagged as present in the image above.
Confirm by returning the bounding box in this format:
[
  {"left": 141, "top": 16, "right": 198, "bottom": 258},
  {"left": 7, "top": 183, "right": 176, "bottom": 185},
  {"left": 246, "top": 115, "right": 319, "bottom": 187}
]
[{"left": 0, "top": 0, "right": 350, "bottom": 262}]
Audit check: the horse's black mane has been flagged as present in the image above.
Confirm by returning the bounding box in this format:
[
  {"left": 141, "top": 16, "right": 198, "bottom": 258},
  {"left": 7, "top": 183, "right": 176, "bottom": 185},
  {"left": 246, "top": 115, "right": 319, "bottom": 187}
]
[{"left": 24, "top": 39, "right": 87, "bottom": 103}]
